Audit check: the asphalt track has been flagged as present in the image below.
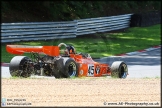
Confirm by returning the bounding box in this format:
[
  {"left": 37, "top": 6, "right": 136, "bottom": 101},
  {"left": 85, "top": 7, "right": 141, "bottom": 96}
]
[
  {"left": 94, "top": 47, "right": 161, "bottom": 78},
  {"left": 1, "top": 47, "right": 161, "bottom": 78}
]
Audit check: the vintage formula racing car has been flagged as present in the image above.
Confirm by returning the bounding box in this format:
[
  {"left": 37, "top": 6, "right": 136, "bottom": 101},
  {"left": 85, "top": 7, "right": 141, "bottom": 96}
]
[{"left": 6, "top": 43, "right": 128, "bottom": 78}]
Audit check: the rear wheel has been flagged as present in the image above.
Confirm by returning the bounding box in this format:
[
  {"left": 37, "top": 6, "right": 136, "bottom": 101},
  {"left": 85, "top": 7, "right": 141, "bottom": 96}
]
[
  {"left": 110, "top": 61, "right": 128, "bottom": 78},
  {"left": 61, "top": 58, "right": 78, "bottom": 78},
  {"left": 52, "top": 58, "right": 64, "bottom": 78},
  {"left": 9, "top": 56, "right": 34, "bottom": 78}
]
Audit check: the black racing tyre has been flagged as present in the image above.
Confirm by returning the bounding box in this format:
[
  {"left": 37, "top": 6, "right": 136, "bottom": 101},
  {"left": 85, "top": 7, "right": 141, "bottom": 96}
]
[
  {"left": 9, "top": 56, "right": 34, "bottom": 78},
  {"left": 52, "top": 58, "right": 64, "bottom": 78},
  {"left": 52, "top": 68, "right": 62, "bottom": 78},
  {"left": 110, "top": 61, "right": 128, "bottom": 79},
  {"left": 61, "top": 58, "right": 78, "bottom": 78}
]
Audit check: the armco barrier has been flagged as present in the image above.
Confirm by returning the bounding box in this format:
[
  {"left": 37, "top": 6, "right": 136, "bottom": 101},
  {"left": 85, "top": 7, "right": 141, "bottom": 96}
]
[
  {"left": 76, "top": 14, "right": 132, "bottom": 36},
  {"left": 1, "top": 21, "right": 77, "bottom": 43},
  {"left": 1, "top": 14, "right": 132, "bottom": 43}
]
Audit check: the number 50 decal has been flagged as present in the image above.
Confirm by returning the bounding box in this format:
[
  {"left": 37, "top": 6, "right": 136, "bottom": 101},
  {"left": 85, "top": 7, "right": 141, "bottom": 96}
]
[{"left": 88, "top": 64, "right": 94, "bottom": 76}]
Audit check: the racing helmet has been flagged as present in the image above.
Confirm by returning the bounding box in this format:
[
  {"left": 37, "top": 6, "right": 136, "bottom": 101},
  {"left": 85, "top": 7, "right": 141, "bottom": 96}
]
[{"left": 66, "top": 45, "right": 75, "bottom": 54}]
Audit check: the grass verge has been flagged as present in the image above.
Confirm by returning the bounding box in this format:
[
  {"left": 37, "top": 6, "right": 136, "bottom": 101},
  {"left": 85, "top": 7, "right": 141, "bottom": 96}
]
[{"left": 1, "top": 24, "right": 161, "bottom": 63}]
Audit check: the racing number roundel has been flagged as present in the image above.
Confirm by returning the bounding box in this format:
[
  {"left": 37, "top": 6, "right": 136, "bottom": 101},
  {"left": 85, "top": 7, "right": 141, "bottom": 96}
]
[
  {"left": 95, "top": 65, "right": 100, "bottom": 74},
  {"left": 88, "top": 64, "right": 94, "bottom": 76}
]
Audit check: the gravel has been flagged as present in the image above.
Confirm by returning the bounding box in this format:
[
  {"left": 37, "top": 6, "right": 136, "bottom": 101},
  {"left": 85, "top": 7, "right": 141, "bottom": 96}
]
[{"left": 2, "top": 77, "right": 161, "bottom": 107}]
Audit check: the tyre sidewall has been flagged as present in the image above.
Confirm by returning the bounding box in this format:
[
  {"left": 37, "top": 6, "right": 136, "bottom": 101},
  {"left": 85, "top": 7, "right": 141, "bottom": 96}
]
[
  {"left": 111, "top": 61, "right": 128, "bottom": 79},
  {"left": 119, "top": 62, "right": 128, "bottom": 78},
  {"left": 63, "top": 58, "right": 78, "bottom": 78},
  {"left": 9, "top": 56, "right": 32, "bottom": 78}
]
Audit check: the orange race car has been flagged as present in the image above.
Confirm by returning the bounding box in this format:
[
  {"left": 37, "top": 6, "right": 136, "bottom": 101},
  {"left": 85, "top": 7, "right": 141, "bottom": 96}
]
[{"left": 6, "top": 43, "right": 128, "bottom": 79}]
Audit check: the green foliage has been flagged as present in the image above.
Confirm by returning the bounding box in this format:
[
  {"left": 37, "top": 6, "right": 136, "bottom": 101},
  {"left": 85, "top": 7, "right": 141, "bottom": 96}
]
[
  {"left": 1, "top": 1, "right": 10, "bottom": 11},
  {"left": 1, "top": 1, "right": 161, "bottom": 22}
]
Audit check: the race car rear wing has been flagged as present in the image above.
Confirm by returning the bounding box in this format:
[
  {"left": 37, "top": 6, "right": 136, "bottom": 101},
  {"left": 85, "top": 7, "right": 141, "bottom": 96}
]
[{"left": 6, "top": 45, "right": 60, "bottom": 56}]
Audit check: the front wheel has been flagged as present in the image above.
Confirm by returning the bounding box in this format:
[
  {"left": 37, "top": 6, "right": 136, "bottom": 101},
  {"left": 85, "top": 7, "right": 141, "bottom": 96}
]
[{"left": 110, "top": 61, "right": 128, "bottom": 78}]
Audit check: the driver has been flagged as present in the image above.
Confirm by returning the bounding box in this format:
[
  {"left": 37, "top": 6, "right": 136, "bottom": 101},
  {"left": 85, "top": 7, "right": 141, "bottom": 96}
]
[
  {"left": 65, "top": 45, "right": 76, "bottom": 55},
  {"left": 58, "top": 43, "right": 75, "bottom": 55}
]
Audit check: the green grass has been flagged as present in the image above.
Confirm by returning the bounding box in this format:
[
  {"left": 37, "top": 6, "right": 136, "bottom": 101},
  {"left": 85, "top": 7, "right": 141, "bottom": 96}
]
[
  {"left": 1, "top": 24, "right": 161, "bottom": 63},
  {"left": 143, "top": 76, "right": 161, "bottom": 79}
]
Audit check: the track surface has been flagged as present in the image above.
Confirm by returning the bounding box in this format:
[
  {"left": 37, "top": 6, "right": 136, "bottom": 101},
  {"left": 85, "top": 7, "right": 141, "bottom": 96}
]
[{"left": 94, "top": 48, "right": 161, "bottom": 78}]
